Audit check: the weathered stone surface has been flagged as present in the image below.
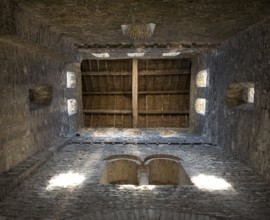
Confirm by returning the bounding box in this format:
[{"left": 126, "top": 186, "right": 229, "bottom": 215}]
[
  {"left": 0, "top": 0, "right": 15, "bottom": 34},
  {"left": 0, "top": 2, "right": 269, "bottom": 219},
  {"left": 197, "top": 18, "right": 270, "bottom": 180},
  {"left": 0, "top": 36, "right": 81, "bottom": 174},
  {"left": 67, "top": 210, "right": 221, "bottom": 220},
  {"left": 0, "top": 136, "right": 72, "bottom": 202},
  {"left": 14, "top": 3, "right": 80, "bottom": 62},
  {"left": 14, "top": 0, "right": 270, "bottom": 47},
  {"left": 0, "top": 131, "right": 269, "bottom": 219}
]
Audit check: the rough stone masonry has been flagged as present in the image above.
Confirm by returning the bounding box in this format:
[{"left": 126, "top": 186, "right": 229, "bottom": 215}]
[{"left": 0, "top": 130, "right": 269, "bottom": 219}]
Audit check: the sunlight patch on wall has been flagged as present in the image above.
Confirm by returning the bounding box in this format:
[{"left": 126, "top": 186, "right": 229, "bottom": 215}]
[
  {"left": 46, "top": 172, "right": 85, "bottom": 190},
  {"left": 92, "top": 53, "right": 110, "bottom": 58},
  {"left": 195, "top": 98, "right": 206, "bottom": 115},
  {"left": 93, "top": 128, "right": 121, "bottom": 137},
  {"left": 162, "top": 52, "right": 181, "bottom": 57},
  {"left": 67, "top": 99, "right": 78, "bottom": 115},
  {"left": 191, "top": 174, "right": 233, "bottom": 191},
  {"left": 196, "top": 70, "right": 208, "bottom": 87},
  {"left": 244, "top": 87, "right": 255, "bottom": 103},
  {"left": 159, "top": 129, "right": 177, "bottom": 137},
  {"left": 127, "top": 52, "right": 145, "bottom": 57},
  {"left": 226, "top": 82, "right": 255, "bottom": 107},
  {"left": 67, "top": 71, "right": 76, "bottom": 88},
  {"left": 118, "top": 184, "right": 156, "bottom": 191}
]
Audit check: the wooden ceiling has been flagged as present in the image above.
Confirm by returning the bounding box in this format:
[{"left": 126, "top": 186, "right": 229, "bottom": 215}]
[{"left": 81, "top": 58, "right": 191, "bottom": 128}]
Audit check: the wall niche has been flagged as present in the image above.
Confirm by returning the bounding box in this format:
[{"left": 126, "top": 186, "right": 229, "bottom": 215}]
[
  {"left": 226, "top": 83, "right": 254, "bottom": 109},
  {"left": 29, "top": 84, "right": 53, "bottom": 110}
]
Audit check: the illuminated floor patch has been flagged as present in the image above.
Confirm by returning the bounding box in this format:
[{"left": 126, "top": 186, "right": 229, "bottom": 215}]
[
  {"left": 191, "top": 174, "right": 233, "bottom": 191},
  {"left": 46, "top": 172, "right": 85, "bottom": 190}
]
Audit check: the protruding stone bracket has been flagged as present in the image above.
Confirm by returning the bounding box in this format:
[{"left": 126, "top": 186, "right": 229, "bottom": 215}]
[
  {"left": 226, "top": 82, "right": 255, "bottom": 107},
  {"left": 29, "top": 84, "right": 53, "bottom": 105}
]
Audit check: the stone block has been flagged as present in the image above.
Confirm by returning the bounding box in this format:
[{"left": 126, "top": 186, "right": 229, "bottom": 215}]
[{"left": 29, "top": 85, "right": 53, "bottom": 105}]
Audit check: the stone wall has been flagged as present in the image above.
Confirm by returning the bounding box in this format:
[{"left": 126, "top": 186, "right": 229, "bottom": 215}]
[
  {"left": 66, "top": 62, "right": 83, "bottom": 134},
  {"left": 0, "top": 0, "right": 15, "bottom": 34},
  {"left": 198, "top": 18, "right": 270, "bottom": 180},
  {"left": 190, "top": 56, "right": 205, "bottom": 134},
  {"left": 0, "top": 36, "right": 81, "bottom": 174},
  {"left": 14, "top": 3, "right": 79, "bottom": 62}
]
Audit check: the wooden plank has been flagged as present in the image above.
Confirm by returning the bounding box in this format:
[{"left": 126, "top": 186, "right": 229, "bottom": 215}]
[
  {"left": 175, "top": 74, "right": 180, "bottom": 90},
  {"left": 139, "top": 90, "right": 189, "bottom": 95},
  {"left": 132, "top": 59, "right": 138, "bottom": 128},
  {"left": 82, "top": 71, "right": 131, "bottom": 76},
  {"left": 81, "top": 69, "right": 190, "bottom": 76},
  {"left": 113, "top": 75, "right": 117, "bottom": 90},
  {"left": 114, "top": 94, "right": 116, "bottom": 126},
  {"left": 169, "top": 74, "right": 172, "bottom": 87},
  {"left": 139, "top": 69, "right": 190, "bottom": 76},
  {"left": 105, "top": 93, "right": 109, "bottom": 126},
  {"left": 83, "top": 109, "right": 132, "bottom": 114},
  {"left": 82, "top": 76, "right": 88, "bottom": 93},
  {"left": 82, "top": 91, "right": 131, "bottom": 95},
  {"left": 161, "top": 94, "right": 164, "bottom": 126},
  {"left": 138, "top": 110, "right": 189, "bottom": 115},
  {"left": 82, "top": 90, "right": 189, "bottom": 95},
  {"left": 90, "top": 114, "right": 93, "bottom": 126},
  {"left": 90, "top": 75, "right": 95, "bottom": 91},
  {"left": 146, "top": 95, "right": 148, "bottom": 128}
]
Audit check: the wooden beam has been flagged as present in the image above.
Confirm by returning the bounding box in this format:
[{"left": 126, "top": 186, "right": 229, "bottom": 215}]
[
  {"left": 139, "top": 90, "right": 190, "bottom": 95},
  {"left": 83, "top": 91, "right": 132, "bottom": 95},
  {"left": 83, "top": 110, "right": 189, "bottom": 115},
  {"left": 132, "top": 59, "right": 138, "bottom": 128},
  {"left": 138, "top": 110, "right": 189, "bottom": 115},
  {"left": 83, "top": 110, "right": 132, "bottom": 114},
  {"left": 82, "top": 71, "right": 131, "bottom": 76},
  {"left": 139, "top": 69, "right": 190, "bottom": 76},
  {"left": 82, "top": 90, "right": 190, "bottom": 95},
  {"left": 81, "top": 69, "right": 190, "bottom": 76}
]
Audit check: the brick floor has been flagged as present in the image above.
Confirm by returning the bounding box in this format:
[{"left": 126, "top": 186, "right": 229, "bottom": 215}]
[{"left": 0, "top": 129, "right": 269, "bottom": 219}]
